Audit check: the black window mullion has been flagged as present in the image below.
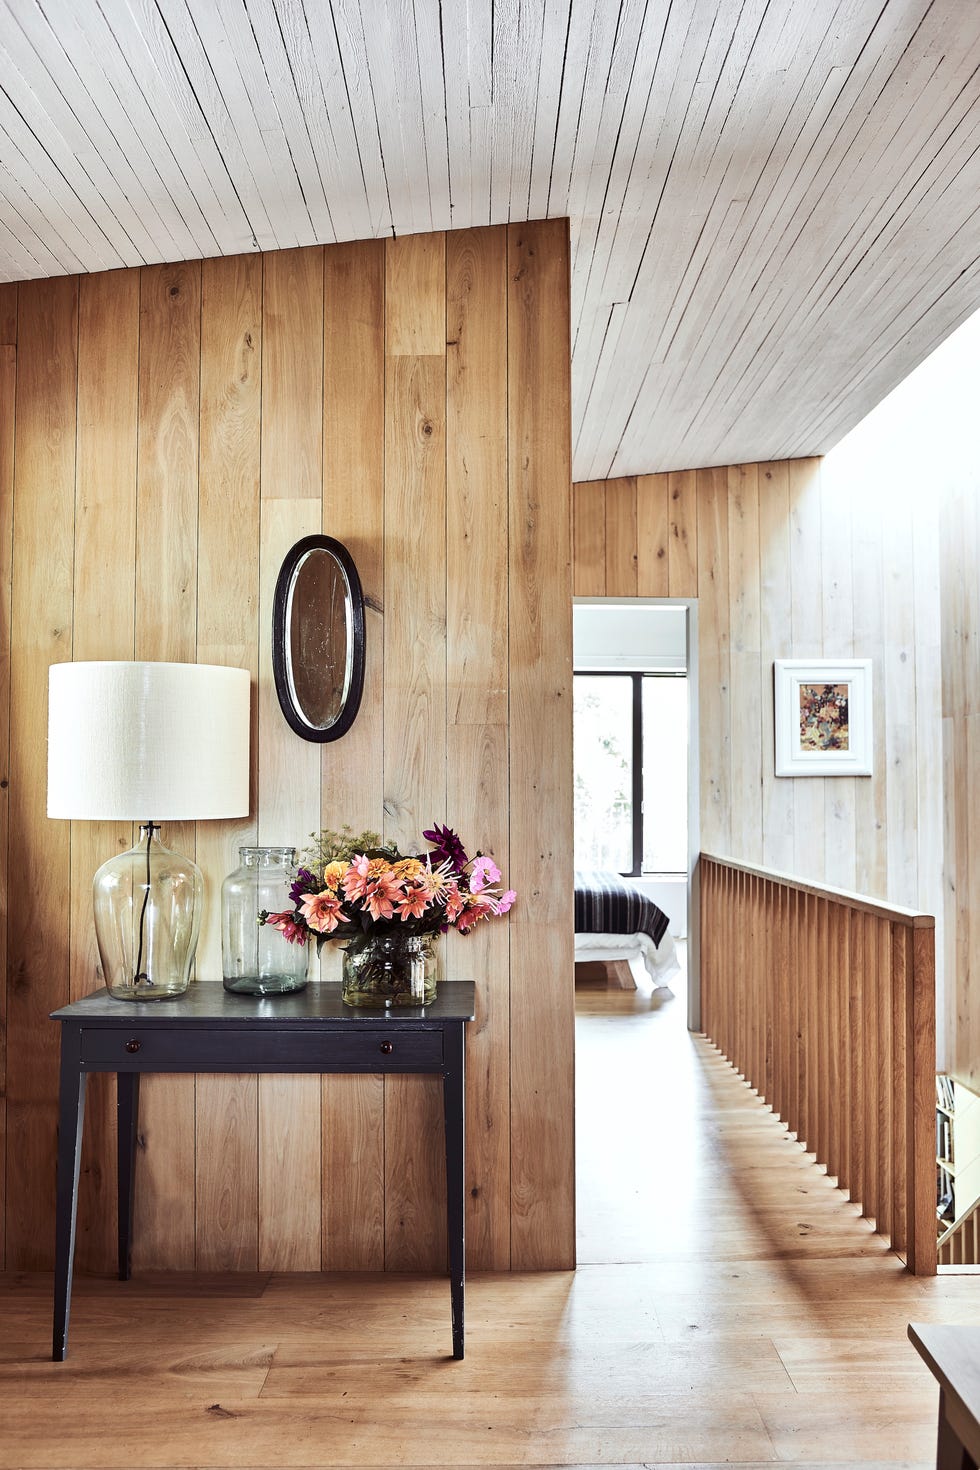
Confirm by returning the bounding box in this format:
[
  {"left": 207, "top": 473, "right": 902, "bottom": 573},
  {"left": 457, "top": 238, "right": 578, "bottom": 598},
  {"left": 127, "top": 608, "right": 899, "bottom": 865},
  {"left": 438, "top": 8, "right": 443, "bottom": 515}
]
[{"left": 630, "top": 673, "right": 643, "bottom": 878}]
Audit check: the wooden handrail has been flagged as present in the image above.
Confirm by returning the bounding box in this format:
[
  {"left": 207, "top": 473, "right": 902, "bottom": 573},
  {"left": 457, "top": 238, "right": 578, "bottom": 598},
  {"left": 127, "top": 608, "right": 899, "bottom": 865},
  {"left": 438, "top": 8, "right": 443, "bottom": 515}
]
[
  {"left": 700, "top": 854, "right": 937, "bottom": 1276},
  {"left": 937, "top": 1195, "right": 980, "bottom": 1252},
  {"left": 701, "top": 852, "right": 936, "bottom": 927}
]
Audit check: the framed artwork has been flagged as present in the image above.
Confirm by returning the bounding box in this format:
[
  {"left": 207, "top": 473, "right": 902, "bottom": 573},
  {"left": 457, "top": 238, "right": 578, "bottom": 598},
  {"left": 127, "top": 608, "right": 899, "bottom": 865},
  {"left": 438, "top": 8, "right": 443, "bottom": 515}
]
[{"left": 774, "top": 659, "right": 873, "bottom": 777}]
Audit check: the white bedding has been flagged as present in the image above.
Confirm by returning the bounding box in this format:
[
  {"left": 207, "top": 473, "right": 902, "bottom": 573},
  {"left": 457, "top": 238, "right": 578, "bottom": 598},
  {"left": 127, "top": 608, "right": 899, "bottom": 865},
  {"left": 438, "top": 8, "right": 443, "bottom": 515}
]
[{"left": 574, "top": 928, "right": 679, "bottom": 990}]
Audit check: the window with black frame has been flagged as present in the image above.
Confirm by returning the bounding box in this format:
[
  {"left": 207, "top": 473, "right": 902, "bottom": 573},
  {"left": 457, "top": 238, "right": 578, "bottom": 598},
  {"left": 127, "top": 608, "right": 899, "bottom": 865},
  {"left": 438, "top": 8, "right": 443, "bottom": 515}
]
[{"left": 573, "top": 672, "right": 687, "bottom": 877}]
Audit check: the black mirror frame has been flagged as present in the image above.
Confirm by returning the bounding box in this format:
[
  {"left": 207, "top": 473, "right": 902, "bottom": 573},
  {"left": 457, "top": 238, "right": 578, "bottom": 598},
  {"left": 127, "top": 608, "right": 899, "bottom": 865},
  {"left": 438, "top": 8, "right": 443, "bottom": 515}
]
[{"left": 272, "top": 534, "right": 366, "bottom": 743}]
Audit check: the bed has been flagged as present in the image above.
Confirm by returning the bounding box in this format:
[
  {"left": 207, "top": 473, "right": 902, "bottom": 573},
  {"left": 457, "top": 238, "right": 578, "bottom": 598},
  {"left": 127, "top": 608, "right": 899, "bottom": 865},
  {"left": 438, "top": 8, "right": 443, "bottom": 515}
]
[{"left": 574, "top": 869, "right": 680, "bottom": 990}]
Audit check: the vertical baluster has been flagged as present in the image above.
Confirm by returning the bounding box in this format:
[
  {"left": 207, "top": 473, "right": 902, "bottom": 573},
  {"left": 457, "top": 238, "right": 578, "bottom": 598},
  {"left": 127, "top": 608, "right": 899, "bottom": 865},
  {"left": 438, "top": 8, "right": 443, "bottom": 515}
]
[
  {"left": 775, "top": 882, "right": 789, "bottom": 1124},
  {"left": 758, "top": 870, "right": 764, "bottom": 1093},
  {"left": 837, "top": 905, "right": 851, "bottom": 1197},
  {"left": 825, "top": 900, "right": 840, "bottom": 1182},
  {"left": 890, "top": 922, "right": 909, "bottom": 1257},
  {"left": 862, "top": 910, "right": 879, "bottom": 1225},
  {"left": 812, "top": 896, "right": 828, "bottom": 1166},
  {"left": 734, "top": 864, "right": 743, "bottom": 1076},
  {"left": 876, "top": 916, "right": 893, "bottom": 1245},
  {"left": 793, "top": 887, "right": 805, "bottom": 1139},
  {"left": 797, "top": 891, "right": 809, "bottom": 1149},
  {"left": 909, "top": 923, "right": 937, "bottom": 1275},
  {"left": 705, "top": 858, "right": 714, "bottom": 1034},
  {"left": 764, "top": 880, "right": 774, "bottom": 1103},
  {"left": 719, "top": 862, "right": 729, "bottom": 1056},
  {"left": 806, "top": 892, "right": 821, "bottom": 1157},
  {"left": 849, "top": 910, "right": 865, "bottom": 1213}
]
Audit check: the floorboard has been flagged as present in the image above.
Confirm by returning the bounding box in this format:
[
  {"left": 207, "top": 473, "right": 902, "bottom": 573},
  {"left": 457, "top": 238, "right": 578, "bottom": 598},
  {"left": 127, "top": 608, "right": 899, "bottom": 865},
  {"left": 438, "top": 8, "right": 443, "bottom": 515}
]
[{"left": 0, "top": 951, "right": 971, "bottom": 1468}]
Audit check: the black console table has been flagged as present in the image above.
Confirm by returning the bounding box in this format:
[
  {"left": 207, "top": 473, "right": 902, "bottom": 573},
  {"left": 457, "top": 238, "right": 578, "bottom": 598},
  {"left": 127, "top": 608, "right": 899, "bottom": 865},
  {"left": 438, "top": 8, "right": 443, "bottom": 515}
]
[{"left": 51, "top": 981, "right": 475, "bottom": 1362}]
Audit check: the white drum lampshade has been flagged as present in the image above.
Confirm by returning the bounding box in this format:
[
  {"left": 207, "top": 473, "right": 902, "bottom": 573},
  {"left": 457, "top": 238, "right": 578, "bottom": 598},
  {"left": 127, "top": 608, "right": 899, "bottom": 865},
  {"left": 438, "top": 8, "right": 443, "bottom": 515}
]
[{"left": 48, "top": 662, "right": 251, "bottom": 1001}]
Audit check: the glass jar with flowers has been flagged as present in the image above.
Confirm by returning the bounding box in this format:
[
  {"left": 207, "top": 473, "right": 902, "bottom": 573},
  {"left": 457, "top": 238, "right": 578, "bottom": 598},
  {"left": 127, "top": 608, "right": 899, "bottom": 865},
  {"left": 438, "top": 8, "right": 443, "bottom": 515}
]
[{"left": 258, "top": 823, "right": 516, "bottom": 1007}]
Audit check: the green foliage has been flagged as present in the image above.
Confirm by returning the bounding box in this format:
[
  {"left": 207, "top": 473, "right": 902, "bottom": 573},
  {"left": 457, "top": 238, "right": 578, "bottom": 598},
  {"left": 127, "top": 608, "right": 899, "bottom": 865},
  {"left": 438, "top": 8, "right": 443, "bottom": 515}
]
[{"left": 301, "top": 827, "right": 390, "bottom": 871}]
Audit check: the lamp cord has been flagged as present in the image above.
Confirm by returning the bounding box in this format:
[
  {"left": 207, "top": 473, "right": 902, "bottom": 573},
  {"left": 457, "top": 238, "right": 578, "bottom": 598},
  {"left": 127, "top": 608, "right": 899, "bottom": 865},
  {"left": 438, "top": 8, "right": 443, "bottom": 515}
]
[{"left": 133, "top": 822, "right": 158, "bottom": 986}]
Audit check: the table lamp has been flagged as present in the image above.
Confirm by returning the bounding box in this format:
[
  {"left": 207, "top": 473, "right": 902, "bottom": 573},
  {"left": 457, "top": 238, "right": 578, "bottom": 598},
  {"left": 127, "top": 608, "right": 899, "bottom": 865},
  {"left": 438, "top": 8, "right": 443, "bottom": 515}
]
[{"left": 47, "top": 661, "right": 251, "bottom": 1001}]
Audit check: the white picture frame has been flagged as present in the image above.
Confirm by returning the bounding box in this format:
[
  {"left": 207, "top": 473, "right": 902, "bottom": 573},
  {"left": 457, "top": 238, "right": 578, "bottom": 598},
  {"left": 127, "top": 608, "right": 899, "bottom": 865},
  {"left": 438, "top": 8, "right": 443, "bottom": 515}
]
[{"left": 774, "top": 659, "right": 873, "bottom": 777}]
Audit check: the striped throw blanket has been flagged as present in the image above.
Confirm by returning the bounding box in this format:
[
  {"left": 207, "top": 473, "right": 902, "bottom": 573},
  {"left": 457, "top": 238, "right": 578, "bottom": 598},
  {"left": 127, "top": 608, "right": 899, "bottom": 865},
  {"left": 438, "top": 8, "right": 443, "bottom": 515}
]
[{"left": 574, "top": 869, "right": 670, "bottom": 949}]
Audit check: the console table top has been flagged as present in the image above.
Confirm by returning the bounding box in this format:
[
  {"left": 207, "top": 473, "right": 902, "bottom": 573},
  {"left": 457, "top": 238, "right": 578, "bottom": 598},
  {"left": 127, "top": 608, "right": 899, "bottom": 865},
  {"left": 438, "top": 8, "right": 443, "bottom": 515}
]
[{"left": 52, "top": 979, "right": 477, "bottom": 1026}]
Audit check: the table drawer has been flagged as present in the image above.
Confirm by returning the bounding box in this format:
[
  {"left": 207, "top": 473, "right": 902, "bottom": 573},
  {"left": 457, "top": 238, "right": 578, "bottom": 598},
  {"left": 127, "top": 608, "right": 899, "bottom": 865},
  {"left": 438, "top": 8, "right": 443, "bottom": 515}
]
[{"left": 78, "top": 1025, "right": 444, "bottom": 1072}]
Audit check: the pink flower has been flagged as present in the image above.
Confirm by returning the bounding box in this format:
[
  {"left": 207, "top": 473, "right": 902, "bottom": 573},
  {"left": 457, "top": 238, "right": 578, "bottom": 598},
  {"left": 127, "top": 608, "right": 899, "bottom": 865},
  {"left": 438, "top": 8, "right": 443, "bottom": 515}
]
[
  {"left": 470, "top": 855, "right": 501, "bottom": 893},
  {"left": 300, "top": 891, "right": 349, "bottom": 934},
  {"left": 457, "top": 898, "right": 493, "bottom": 933},
  {"left": 396, "top": 884, "right": 432, "bottom": 920},
  {"left": 342, "top": 854, "right": 372, "bottom": 901},
  {"left": 444, "top": 880, "right": 465, "bottom": 922},
  {"left": 265, "top": 910, "right": 308, "bottom": 945},
  {"left": 364, "top": 871, "right": 402, "bottom": 921},
  {"left": 495, "top": 889, "right": 517, "bottom": 915}
]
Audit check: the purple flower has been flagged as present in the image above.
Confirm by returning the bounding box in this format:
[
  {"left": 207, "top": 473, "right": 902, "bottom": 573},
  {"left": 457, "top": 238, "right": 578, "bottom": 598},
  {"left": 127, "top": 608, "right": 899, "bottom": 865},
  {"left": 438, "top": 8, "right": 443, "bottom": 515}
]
[
  {"left": 289, "top": 867, "right": 315, "bottom": 903},
  {"left": 422, "top": 823, "right": 469, "bottom": 874}
]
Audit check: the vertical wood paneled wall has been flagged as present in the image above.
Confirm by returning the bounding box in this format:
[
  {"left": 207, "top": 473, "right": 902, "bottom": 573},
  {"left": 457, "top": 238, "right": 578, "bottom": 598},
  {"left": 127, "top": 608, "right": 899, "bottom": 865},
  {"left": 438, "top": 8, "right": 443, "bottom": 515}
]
[
  {"left": 701, "top": 855, "right": 936, "bottom": 1275},
  {"left": 939, "top": 485, "right": 980, "bottom": 1092},
  {"left": 0, "top": 219, "right": 576, "bottom": 1276},
  {"left": 573, "top": 462, "right": 943, "bottom": 926}
]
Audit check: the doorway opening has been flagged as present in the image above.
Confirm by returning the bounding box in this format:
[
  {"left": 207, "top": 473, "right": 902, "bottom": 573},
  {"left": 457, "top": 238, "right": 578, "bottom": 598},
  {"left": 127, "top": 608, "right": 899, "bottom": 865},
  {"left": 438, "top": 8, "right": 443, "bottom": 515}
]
[{"left": 572, "top": 597, "right": 699, "bottom": 1028}]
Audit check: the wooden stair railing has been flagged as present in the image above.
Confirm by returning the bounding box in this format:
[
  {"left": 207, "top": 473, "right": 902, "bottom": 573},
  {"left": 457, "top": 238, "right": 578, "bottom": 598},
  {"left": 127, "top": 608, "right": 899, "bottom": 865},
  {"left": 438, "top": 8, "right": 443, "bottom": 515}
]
[
  {"left": 700, "top": 854, "right": 936, "bottom": 1275},
  {"left": 938, "top": 1198, "right": 980, "bottom": 1267}
]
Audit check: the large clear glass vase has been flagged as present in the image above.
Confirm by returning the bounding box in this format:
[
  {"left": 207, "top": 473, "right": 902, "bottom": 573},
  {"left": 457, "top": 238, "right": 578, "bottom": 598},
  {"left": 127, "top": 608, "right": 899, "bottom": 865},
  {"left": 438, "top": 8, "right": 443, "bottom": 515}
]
[
  {"left": 93, "top": 824, "right": 202, "bottom": 1001},
  {"left": 341, "top": 931, "right": 438, "bottom": 1008},
  {"left": 221, "top": 847, "right": 309, "bottom": 996}
]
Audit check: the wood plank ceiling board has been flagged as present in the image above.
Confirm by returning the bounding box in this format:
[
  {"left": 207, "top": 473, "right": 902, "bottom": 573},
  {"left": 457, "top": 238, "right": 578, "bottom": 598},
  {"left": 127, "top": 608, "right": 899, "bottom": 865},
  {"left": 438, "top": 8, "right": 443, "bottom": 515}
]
[{"left": 2, "top": 0, "right": 980, "bottom": 474}]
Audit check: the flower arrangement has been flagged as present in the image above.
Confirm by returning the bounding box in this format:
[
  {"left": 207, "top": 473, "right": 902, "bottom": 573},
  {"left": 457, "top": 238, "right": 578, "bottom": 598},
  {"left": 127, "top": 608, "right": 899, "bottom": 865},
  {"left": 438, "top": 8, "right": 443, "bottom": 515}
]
[{"left": 259, "top": 824, "right": 516, "bottom": 953}]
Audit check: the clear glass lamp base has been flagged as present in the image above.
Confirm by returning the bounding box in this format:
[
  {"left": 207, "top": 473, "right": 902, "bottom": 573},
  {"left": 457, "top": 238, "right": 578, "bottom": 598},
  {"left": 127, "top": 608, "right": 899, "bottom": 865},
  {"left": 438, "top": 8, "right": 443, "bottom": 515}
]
[{"left": 93, "top": 825, "right": 203, "bottom": 1001}]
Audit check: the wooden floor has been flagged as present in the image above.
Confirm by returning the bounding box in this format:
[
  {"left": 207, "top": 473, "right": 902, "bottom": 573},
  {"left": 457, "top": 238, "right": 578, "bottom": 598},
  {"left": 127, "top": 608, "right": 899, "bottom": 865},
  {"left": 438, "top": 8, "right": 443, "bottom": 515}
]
[{"left": 1, "top": 956, "right": 976, "bottom": 1469}]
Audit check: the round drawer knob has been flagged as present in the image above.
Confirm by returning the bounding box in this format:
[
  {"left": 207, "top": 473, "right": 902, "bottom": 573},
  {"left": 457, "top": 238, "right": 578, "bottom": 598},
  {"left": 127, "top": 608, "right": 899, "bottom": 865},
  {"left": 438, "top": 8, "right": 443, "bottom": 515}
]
[
  {"left": 379, "top": 1040, "right": 394, "bottom": 1055},
  {"left": 124, "top": 1039, "right": 142, "bottom": 1054}
]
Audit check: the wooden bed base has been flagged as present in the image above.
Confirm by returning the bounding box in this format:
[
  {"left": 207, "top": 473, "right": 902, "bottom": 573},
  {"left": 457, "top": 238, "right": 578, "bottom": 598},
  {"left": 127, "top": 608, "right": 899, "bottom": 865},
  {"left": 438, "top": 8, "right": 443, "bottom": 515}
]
[{"left": 574, "top": 960, "right": 636, "bottom": 990}]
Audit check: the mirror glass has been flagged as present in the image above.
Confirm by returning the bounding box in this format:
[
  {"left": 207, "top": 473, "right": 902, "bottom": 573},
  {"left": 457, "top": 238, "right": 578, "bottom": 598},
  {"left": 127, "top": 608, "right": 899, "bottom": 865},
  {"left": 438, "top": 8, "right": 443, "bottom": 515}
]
[
  {"left": 273, "top": 536, "right": 365, "bottom": 742},
  {"left": 286, "top": 548, "right": 351, "bottom": 730}
]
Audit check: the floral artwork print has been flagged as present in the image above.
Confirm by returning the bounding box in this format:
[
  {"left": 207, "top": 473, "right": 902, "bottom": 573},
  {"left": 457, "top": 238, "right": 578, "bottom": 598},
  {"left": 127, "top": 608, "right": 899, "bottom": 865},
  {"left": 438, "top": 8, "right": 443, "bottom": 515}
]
[{"left": 799, "top": 683, "right": 850, "bottom": 752}]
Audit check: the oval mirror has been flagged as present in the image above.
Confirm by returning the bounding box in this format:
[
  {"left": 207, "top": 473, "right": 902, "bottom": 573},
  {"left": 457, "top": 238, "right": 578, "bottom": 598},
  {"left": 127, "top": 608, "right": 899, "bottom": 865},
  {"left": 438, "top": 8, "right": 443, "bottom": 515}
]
[{"left": 272, "top": 535, "right": 365, "bottom": 742}]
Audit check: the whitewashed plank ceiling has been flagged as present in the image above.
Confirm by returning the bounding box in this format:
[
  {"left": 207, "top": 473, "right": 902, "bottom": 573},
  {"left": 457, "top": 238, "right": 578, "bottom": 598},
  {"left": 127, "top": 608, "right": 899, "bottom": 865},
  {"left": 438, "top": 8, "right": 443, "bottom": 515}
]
[{"left": 2, "top": 0, "right": 980, "bottom": 476}]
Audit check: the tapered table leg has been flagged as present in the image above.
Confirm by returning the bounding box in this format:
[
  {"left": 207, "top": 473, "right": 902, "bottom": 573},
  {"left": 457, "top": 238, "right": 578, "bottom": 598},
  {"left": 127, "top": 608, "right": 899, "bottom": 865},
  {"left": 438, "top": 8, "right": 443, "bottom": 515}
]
[
  {"left": 117, "top": 1072, "right": 140, "bottom": 1281},
  {"left": 443, "top": 1023, "right": 466, "bottom": 1360},
  {"left": 53, "top": 1029, "right": 87, "bottom": 1362}
]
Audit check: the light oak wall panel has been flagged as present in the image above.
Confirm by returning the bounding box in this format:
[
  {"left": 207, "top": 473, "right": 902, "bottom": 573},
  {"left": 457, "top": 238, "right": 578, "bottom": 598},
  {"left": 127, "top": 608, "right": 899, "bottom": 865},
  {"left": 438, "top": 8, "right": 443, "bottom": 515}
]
[
  {"left": 0, "top": 219, "right": 575, "bottom": 1275},
  {"left": 572, "top": 481, "right": 605, "bottom": 597},
  {"left": 635, "top": 473, "right": 669, "bottom": 598},
  {"left": 757, "top": 462, "right": 795, "bottom": 873},
  {"left": 382, "top": 233, "right": 448, "bottom": 1272},
  {"left": 70, "top": 269, "right": 139, "bottom": 1272},
  {"left": 256, "top": 496, "right": 322, "bottom": 1273},
  {"left": 695, "top": 466, "right": 731, "bottom": 857},
  {"left": 574, "top": 459, "right": 941, "bottom": 923},
  {"left": 320, "top": 239, "right": 387, "bottom": 1270},
  {"left": 132, "top": 260, "right": 201, "bottom": 1272},
  {"left": 0, "top": 329, "right": 14, "bottom": 1269},
  {"left": 939, "top": 486, "right": 980, "bottom": 1089},
  {"left": 508, "top": 219, "right": 575, "bottom": 1272},
  {"left": 255, "top": 246, "right": 323, "bottom": 1274},
  {"left": 6, "top": 276, "right": 77, "bottom": 1268},
  {"left": 446, "top": 227, "right": 511, "bottom": 1271},
  {"left": 0, "top": 286, "right": 16, "bottom": 346},
  {"left": 194, "top": 252, "right": 262, "bottom": 1272}
]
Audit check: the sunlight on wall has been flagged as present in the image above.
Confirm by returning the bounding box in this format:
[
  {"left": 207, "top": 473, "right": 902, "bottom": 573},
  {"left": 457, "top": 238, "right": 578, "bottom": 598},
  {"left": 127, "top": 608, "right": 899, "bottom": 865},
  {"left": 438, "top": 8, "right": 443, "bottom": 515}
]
[
  {"left": 825, "top": 308, "right": 980, "bottom": 495},
  {"left": 824, "top": 303, "right": 980, "bottom": 1078}
]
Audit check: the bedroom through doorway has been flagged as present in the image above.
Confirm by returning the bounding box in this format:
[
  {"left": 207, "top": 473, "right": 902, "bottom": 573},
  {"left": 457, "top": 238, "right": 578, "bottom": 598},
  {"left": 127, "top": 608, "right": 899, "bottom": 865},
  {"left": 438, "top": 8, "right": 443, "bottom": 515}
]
[{"left": 572, "top": 597, "right": 700, "bottom": 1029}]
